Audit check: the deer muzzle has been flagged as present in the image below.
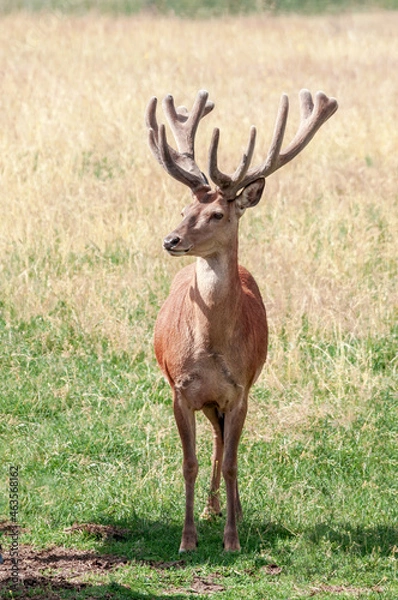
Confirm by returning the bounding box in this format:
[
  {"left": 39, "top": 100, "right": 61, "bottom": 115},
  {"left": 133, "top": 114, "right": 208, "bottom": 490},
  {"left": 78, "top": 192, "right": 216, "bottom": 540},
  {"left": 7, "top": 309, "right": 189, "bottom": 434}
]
[{"left": 163, "top": 234, "right": 192, "bottom": 256}]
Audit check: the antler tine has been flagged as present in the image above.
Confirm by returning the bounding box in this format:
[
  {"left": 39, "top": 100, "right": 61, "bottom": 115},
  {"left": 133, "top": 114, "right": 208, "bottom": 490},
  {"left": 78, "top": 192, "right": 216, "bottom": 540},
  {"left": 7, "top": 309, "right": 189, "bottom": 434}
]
[
  {"left": 262, "top": 93, "right": 289, "bottom": 174},
  {"left": 145, "top": 96, "right": 162, "bottom": 164},
  {"left": 163, "top": 90, "right": 214, "bottom": 157},
  {"left": 145, "top": 90, "right": 214, "bottom": 192},
  {"left": 247, "top": 89, "right": 338, "bottom": 181},
  {"left": 208, "top": 94, "right": 289, "bottom": 198},
  {"left": 249, "top": 89, "right": 338, "bottom": 181},
  {"left": 157, "top": 123, "right": 205, "bottom": 189},
  {"left": 208, "top": 89, "right": 337, "bottom": 197},
  {"left": 208, "top": 128, "right": 231, "bottom": 188},
  {"left": 145, "top": 96, "right": 158, "bottom": 132},
  {"left": 209, "top": 125, "right": 257, "bottom": 198},
  {"left": 275, "top": 89, "right": 338, "bottom": 170}
]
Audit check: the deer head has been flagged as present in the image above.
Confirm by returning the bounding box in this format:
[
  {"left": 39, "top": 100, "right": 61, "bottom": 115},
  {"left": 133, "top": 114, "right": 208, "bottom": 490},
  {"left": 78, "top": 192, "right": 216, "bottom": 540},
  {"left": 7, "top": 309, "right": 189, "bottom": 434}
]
[{"left": 145, "top": 89, "right": 338, "bottom": 258}]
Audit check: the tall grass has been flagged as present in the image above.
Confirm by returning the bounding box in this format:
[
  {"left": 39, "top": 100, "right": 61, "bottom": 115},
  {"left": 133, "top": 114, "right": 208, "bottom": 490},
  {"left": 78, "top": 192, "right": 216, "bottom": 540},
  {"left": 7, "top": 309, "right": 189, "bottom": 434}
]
[
  {"left": 1, "top": 11, "right": 396, "bottom": 353},
  {"left": 1, "top": 0, "right": 398, "bottom": 16},
  {"left": 0, "top": 9, "right": 397, "bottom": 598}
]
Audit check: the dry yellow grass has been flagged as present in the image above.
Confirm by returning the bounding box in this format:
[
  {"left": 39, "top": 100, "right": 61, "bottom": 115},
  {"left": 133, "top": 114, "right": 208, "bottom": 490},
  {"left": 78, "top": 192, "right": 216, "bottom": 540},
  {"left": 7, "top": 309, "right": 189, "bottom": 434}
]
[{"left": 0, "top": 11, "right": 396, "bottom": 397}]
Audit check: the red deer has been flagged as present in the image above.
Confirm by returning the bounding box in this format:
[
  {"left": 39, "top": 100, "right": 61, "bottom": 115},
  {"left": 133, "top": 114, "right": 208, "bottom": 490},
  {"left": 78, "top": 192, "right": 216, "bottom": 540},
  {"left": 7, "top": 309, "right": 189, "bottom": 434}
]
[{"left": 145, "top": 89, "right": 337, "bottom": 552}]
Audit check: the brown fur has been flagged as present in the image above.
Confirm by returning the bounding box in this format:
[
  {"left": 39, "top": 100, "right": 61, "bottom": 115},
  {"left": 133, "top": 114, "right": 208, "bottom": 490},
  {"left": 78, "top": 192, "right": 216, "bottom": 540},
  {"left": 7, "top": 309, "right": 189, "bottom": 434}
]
[
  {"left": 147, "top": 89, "right": 337, "bottom": 552},
  {"left": 154, "top": 185, "right": 267, "bottom": 552}
]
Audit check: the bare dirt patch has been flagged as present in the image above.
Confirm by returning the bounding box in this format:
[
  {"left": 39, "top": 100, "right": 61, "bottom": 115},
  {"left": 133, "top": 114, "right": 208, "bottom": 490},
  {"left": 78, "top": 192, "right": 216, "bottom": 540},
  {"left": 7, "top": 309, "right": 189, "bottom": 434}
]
[
  {"left": 0, "top": 544, "right": 129, "bottom": 599},
  {"left": 144, "top": 558, "right": 186, "bottom": 570},
  {"left": 165, "top": 574, "right": 225, "bottom": 595},
  {"left": 261, "top": 563, "right": 283, "bottom": 576},
  {"left": 64, "top": 522, "right": 131, "bottom": 541},
  {"left": 190, "top": 575, "right": 225, "bottom": 594}
]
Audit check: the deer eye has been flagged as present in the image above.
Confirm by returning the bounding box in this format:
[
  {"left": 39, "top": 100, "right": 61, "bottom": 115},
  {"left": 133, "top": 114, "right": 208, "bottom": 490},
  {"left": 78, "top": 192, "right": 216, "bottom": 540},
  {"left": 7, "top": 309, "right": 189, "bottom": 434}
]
[{"left": 212, "top": 212, "right": 224, "bottom": 221}]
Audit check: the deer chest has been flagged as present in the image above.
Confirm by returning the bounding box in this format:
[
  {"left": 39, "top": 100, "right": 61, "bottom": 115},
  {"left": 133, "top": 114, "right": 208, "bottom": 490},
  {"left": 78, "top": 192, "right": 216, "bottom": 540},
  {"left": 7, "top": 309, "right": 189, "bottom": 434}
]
[{"left": 172, "top": 351, "right": 245, "bottom": 412}]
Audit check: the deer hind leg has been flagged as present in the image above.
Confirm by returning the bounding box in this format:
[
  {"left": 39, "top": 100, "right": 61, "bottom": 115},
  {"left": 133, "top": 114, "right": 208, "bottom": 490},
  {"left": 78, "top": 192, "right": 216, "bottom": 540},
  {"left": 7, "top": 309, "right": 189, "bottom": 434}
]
[
  {"left": 173, "top": 391, "right": 198, "bottom": 552},
  {"left": 201, "top": 405, "right": 224, "bottom": 519},
  {"left": 222, "top": 397, "right": 248, "bottom": 552}
]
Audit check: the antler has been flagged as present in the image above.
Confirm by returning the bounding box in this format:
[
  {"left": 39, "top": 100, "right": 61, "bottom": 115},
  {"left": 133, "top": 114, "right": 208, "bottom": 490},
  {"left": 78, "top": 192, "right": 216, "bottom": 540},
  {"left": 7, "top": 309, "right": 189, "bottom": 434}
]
[
  {"left": 145, "top": 90, "right": 215, "bottom": 191},
  {"left": 209, "top": 89, "right": 338, "bottom": 199}
]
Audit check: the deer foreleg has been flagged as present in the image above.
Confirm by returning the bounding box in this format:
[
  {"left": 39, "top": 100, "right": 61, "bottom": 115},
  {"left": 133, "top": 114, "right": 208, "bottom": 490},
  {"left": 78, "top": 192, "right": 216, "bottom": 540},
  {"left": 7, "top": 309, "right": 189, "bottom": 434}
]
[
  {"left": 173, "top": 391, "right": 198, "bottom": 552},
  {"left": 202, "top": 405, "right": 224, "bottom": 518},
  {"left": 222, "top": 397, "right": 247, "bottom": 552}
]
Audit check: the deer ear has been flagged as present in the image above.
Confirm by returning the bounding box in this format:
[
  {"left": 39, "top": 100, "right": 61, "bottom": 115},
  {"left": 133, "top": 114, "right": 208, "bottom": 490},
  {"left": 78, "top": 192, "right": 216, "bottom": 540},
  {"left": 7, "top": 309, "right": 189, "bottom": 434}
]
[{"left": 235, "top": 178, "right": 265, "bottom": 215}]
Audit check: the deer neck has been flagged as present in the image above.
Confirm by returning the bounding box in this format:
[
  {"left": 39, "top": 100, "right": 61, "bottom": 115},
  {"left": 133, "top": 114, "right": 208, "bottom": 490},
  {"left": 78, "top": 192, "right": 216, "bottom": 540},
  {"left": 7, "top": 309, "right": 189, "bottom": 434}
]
[{"left": 191, "top": 241, "right": 242, "bottom": 345}]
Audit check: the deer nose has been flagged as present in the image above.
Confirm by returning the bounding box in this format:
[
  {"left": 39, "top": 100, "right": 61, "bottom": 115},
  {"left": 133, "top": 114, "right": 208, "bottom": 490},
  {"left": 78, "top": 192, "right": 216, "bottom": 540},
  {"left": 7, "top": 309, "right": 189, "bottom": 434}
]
[{"left": 163, "top": 234, "right": 181, "bottom": 251}]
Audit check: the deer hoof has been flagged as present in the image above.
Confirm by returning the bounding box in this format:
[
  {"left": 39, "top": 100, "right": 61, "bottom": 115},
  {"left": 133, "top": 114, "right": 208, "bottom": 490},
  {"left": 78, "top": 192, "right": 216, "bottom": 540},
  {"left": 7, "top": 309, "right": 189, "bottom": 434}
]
[
  {"left": 179, "top": 534, "right": 198, "bottom": 553},
  {"left": 223, "top": 535, "right": 241, "bottom": 552},
  {"left": 179, "top": 543, "right": 197, "bottom": 553},
  {"left": 200, "top": 506, "right": 222, "bottom": 521}
]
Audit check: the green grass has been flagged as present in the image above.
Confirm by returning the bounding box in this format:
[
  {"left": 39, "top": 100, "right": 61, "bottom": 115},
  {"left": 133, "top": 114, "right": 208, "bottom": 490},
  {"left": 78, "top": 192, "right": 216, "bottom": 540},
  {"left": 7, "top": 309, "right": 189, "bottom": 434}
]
[
  {"left": 0, "top": 7, "right": 397, "bottom": 596},
  {"left": 1, "top": 0, "right": 398, "bottom": 16},
  {"left": 1, "top": 297, "right": 397, "bottom": 598}
]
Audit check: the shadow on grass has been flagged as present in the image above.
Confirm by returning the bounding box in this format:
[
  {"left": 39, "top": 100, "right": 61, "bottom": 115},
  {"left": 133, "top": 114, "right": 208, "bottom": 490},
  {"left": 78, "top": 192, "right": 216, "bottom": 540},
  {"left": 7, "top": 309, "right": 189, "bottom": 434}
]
[
  {"left": 0, "top": 580, "right": 188, "bottom": 600},
  {"left": 3, "top": 517, "right": 397, "bottom": 598},
  {"left": 308, "top": 522, "right": 398, "bottom": 557},
  {"left": 92, "top": 514, "right": 244, "bottom": 565},
  {"left": 93, "top": 514, "right": 398, "bottom": 563},
  {"left": 59, "top": 514, "right": 294, "bottom": 566}
]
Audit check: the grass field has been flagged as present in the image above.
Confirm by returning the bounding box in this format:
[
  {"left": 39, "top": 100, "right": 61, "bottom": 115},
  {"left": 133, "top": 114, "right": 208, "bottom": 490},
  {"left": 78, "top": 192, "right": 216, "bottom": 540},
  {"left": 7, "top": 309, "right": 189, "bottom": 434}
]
[
  {"left": 2, "top": 0, "right": 398, "bottom": 17},
  {"left": 0, "top": 7, "right": 397, "bottom": 599}
]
